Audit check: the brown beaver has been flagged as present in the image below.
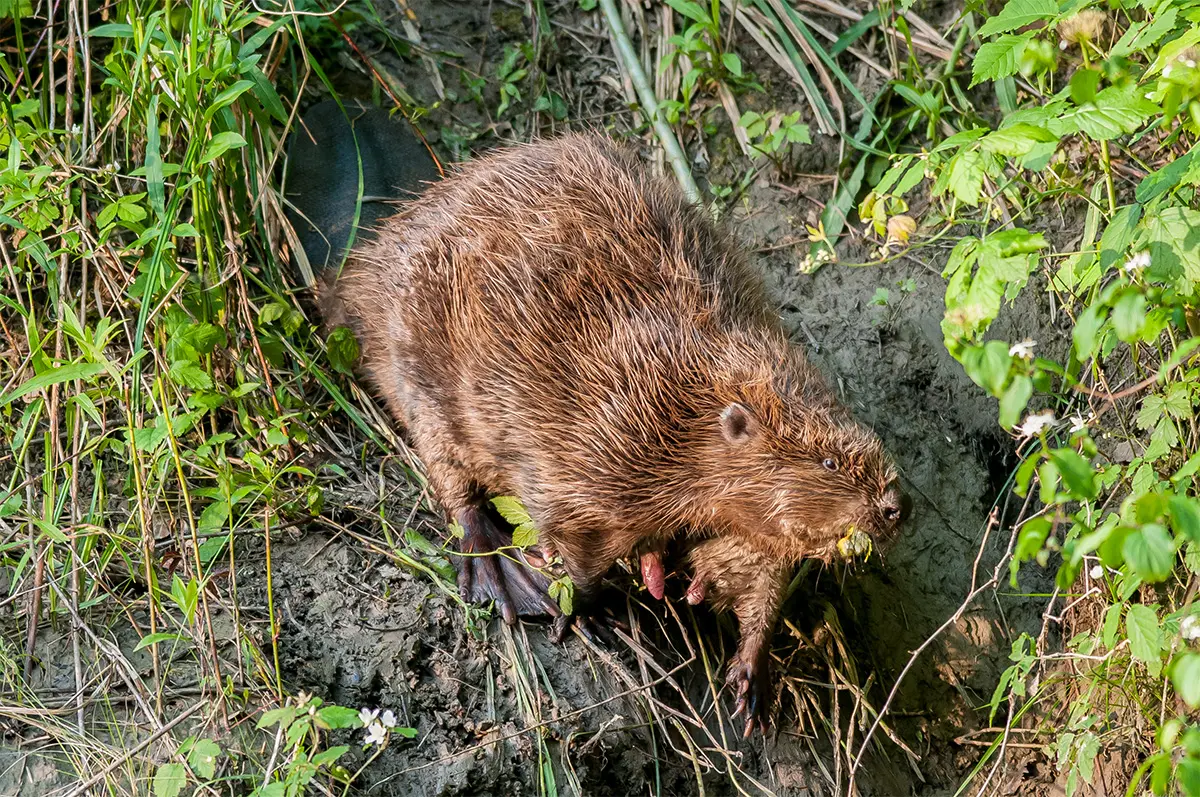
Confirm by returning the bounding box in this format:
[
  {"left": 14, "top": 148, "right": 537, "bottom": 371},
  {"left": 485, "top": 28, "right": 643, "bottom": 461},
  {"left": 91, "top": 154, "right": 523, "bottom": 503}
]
[{"left": 284, "top": 103, "right": 907, "bottom": 734}]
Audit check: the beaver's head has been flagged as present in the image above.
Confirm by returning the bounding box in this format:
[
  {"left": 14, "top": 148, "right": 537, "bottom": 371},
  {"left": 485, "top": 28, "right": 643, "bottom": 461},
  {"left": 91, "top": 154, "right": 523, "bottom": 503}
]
[{"left": 703, "top": 384, "right": 909, "bottom": 564}]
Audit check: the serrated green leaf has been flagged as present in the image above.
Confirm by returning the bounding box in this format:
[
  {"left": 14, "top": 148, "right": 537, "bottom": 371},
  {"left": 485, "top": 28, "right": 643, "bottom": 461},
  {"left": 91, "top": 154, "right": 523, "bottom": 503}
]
[
  {"left": 1057, "top": 86, "right": 1159, "bottom": 141},
  {"left": 511, "top": 523, "right": 539, "bottom": 548},
  {"left": 153, "top": 763, "right": 187, "bottom": 797},
  {"left": 1125, "top": 604, "right": 1162, "bottom": 673},
  {"left": 947, "top": 150, "right": 985, "bottom": 206},
  {"left": 977, "top": 0, "right": 1057, "bottom": 37},
  {"left": 970, "top": 34, "right": 1030, "bottom": 87},
  {"left": 169, "top": 360, "right": 213, "bottom": 391},
  {"left": 187, "top": 739, "right": 221, "bottom": 780},
  {"left": 491, "top": 496, "right": 534, "bottom": 527},
  {"left": 1147, "top": 207, "right": 1200, "bottom": 287},
  {"left": 1123, "top": 525, "right": 1175, "bottom": 583},
  {"left": 979, "top": 123, "right": 1058, "bottom": 157},
  {"left": 326, "top": 326, "right": 360, "bottom": 376}
]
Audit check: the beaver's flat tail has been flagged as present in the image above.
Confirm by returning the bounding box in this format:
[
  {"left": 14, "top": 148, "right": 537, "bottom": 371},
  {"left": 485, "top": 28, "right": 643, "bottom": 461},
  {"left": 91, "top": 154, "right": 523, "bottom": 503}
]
[{"left": 283, "top": 100, "right": 441, "bottom": 284}]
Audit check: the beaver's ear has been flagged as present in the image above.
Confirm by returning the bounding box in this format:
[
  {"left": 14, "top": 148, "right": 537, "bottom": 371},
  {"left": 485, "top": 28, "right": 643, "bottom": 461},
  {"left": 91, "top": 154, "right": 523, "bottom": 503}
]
[{"left": 719, "top": 402, "right": 759, "bottom": 445}]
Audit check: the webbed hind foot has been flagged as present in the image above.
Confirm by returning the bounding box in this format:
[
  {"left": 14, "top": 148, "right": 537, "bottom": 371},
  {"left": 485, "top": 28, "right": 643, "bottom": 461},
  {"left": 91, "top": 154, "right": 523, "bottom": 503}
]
[{"left": 455, "top": 505, "right": 560, "bottom": 624}]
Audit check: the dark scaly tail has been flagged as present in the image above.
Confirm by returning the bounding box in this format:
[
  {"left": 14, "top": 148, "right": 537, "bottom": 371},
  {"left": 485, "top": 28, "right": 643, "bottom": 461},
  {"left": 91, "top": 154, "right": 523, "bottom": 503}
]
[{"left": 282, "top": 100, "right": 441, "bottom": 284}]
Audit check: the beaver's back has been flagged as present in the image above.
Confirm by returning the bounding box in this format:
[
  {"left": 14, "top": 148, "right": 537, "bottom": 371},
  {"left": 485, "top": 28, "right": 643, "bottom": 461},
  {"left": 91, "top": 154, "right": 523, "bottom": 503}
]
[{"left": 326, "top": 134, "right": 803, "bottom": 519}]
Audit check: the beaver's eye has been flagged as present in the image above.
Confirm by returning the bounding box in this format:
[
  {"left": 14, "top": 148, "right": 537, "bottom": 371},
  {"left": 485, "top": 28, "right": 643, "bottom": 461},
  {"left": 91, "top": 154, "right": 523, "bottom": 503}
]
[
  {"left": 822, "top": 458, "right": 838, "bottom": 472},
  {"left": 883, "top": 506, "right": 900, "bottom": 522}
]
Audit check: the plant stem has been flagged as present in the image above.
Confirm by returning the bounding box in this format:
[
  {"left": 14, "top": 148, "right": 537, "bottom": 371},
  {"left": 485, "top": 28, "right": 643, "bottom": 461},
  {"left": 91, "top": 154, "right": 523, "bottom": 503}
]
[{"left": 598, "top": 0, "right": 702, "bottom": 206}]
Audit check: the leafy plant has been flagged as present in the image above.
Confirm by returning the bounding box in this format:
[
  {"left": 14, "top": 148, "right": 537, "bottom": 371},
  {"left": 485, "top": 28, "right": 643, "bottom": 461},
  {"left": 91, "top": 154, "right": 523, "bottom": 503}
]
[{"left": 868, "top": 0, "right": 1200, "bottom": 791}]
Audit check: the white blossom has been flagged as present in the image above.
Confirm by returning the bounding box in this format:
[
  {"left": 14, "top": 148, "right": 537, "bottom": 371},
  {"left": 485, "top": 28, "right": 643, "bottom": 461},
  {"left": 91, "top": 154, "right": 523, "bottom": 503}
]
[
  {"left": 1009, "top": 339, "right": 1036, "bottom": 359},
  {"left": 1182, "top": 615, "right": 1200, "bottom": 641},
  {"left": 1123, "top": 251, "right": 1151, "bottom": 273},
  {"left": 1070, "top": 414, "right": 1087, "bottom": 433},
  {"left": 1164, "top": 65, "right": 1174, "bottom": 77},
  {"left": 1018, "top": 411, "right": 1055, "bottom": 438},
  {"left": 364, "top": 721, "right": 388, "bottom": 747},
  {"left": 380, "top": 709, "right": 397, "bottom": 729},
  {"left": 358, "top": 707, "right": 379, "bottom": 726},
  {"left": 1089, "top": 564, "right": 1104, "bottom": 579}
]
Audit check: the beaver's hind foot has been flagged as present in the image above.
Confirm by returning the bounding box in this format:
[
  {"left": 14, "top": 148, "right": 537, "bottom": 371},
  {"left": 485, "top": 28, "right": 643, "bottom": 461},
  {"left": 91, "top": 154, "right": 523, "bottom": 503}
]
[{"left": 454, "top": 506, "right": 560, "bottom": 624}]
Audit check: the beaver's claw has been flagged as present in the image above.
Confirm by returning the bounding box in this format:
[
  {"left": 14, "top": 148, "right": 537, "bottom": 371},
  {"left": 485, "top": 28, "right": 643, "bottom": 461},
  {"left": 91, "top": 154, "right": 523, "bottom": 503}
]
[
  {"left": 728, "top": 656, "right": 771, "bottom": 738},
  {"left": 550, "top": 606, "right": 628, "bottom": 647}
]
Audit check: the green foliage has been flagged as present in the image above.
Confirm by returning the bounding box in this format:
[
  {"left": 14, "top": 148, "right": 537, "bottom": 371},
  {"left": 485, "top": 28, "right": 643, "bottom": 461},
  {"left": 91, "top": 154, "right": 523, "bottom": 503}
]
[
  {"left": 868, "top": 0, "right": 1200, "bottom": 791},
  {"left": 658, "top": 0, "right": 758, "bottom": 124}
]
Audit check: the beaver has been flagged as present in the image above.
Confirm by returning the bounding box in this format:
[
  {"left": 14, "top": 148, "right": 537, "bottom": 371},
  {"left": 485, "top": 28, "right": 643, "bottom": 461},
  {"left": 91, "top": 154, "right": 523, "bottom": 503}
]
[{"left": 283, "top": 102, "right": 908, "bottom": 734}]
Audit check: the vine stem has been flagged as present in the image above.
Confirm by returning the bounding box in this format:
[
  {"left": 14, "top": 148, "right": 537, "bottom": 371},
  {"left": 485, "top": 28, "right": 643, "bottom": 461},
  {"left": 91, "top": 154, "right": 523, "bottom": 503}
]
[{"left": 598, "top": 0, "right": 703, "bottom": 206}]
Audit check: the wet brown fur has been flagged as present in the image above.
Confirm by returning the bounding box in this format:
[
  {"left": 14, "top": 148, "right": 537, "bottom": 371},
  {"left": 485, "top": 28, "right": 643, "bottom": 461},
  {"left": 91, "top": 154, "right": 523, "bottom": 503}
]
[{"left": 321, "top": 132, "right": 902, "bottom": 645}]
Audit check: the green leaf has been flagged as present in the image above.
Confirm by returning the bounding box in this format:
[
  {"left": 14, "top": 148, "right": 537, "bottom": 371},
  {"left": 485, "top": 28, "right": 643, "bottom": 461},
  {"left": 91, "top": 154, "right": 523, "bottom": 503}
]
[
  {"left": 1068, "top": 68, "right": 1101, "bottom": 106},
  {"left": 970, "top": 34, "right": 1030, "bottom": 87},
  {"left": 1, "top": 362, "right": 106, "bottom": 408},
  {"left": 200, "top": 132, "right": 248, "bottom": 164},
  {"left": 311, "top": 745, "right": 350, "bottom": 767},
  {"left": 1057, "top": 86, "right": 1159, "bottom": 141},
  {"left": 947, "top": 150, "right": 985, "bottom": 206},
  {"left": 187, "top": 739, "right": 222, "bottom": 780},
  {"left": 1101, "top": 602, "right": 1122, "bottom": 649},
  {"left": 1097, "top": 203, "right": 1142, "bottom": 272},
  {"left": 1125, "top": 604, "right": 1163, "bottom": 673},
  {"left": 1049, "top": 449, "right": 1096, "bottom": 499},
  {"left": 979, "top": 123, "right": 1058, "bottom": 157},
  {"left": 1147, "top": 207, "right": 1200, "bottom": 287},
  {"left": 1123, "top": 525, "right": 1175, "bottom": 583},
  {"left": 663, "top": 0, "right": 709, "bottom": 24},
  {"left": 491, "top": 496, "right": 534, "bottom": 527},
  {"left": 511, "top": 523, "right": 539, "bottom": 548},
  {"left": 1172, "top": 652, "right": 1200, "bottom": 709},
  {"left": 1179, "top": 758, "right": 1200, "bottom": 797},
  {"left": 1171, "top": 496, "right": 1200, "bottom": 542},
  {"left": 721, "top": 52, "right": 742, "bottom": 77},
  {"left": 1110, "top": 292, "right": 1146, "bottom": 342},
  {"left": 316, "top": 705, "right": 361, "bottom": 729},
  {"left": 153, "top": 763, "right": 187, "bottom": 797},
  {"left": 1072, "top": 302, "right": 1105, "bottom": 360},
  {"left": 977, "top": 0, "right": 1057, "bottom": 36},
  {"left": 134, "top": 632, "right": 188, "bottom": 651},
  {"left": 169, "top": 360, "right": 213, "bottom": 391},
  {"left": 326, "top": 326, "right": 360, "bottom": 376},
  {"left": 999, "top": 375, "right": 1033, "bottom": 429},
  {"left": 257, "top": 706, "right": 297, "bottom": 729}
]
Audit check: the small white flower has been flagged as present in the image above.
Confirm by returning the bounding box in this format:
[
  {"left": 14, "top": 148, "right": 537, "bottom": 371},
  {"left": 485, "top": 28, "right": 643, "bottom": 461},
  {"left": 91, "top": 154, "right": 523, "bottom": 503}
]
[
  {"left": 1018, "top": 411, "right": 1055, "bottom": 438},
  {"left": 70, "top": 123, "right": 81, "bottom": 135},
  {"left": 1182, "top": 615, "right": 1200, "bottom": 641},
  {"left": 1164, "top": 65, "right": 1174, "bottom": 77},
  {"left": 358, "top": 707, "right": 379, "bottom": 726},
  {"left": 1123, "top": 251, "right": 1151, "bottom": 273},
  {"left": 1009, "top": 339, "right": 1036, "bottom": 359},
  {"left": 380, "top": 709, "right": 397, "bottom": 729},
  {"left": 1089, "top": 564, "right": 1104, "bottom": 579},
  {"left": 364, "top": 721, "right": 388, "bottom": 747},
  {"left": 1187, "top": 60, "right": 1197, "bottom": 68},
  {"left": 1059, "top": 40, "right": 1069, "bottom": 50},
  {"left": 1070, "top": 414, "right": 1087, "bottom": 433}
]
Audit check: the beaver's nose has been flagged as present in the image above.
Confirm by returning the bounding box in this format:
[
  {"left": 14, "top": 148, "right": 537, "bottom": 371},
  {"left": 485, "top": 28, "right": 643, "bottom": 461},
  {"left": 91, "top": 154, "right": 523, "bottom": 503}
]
[{"left": 880, "top": 488, "right": 911, "bottom": 527}]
